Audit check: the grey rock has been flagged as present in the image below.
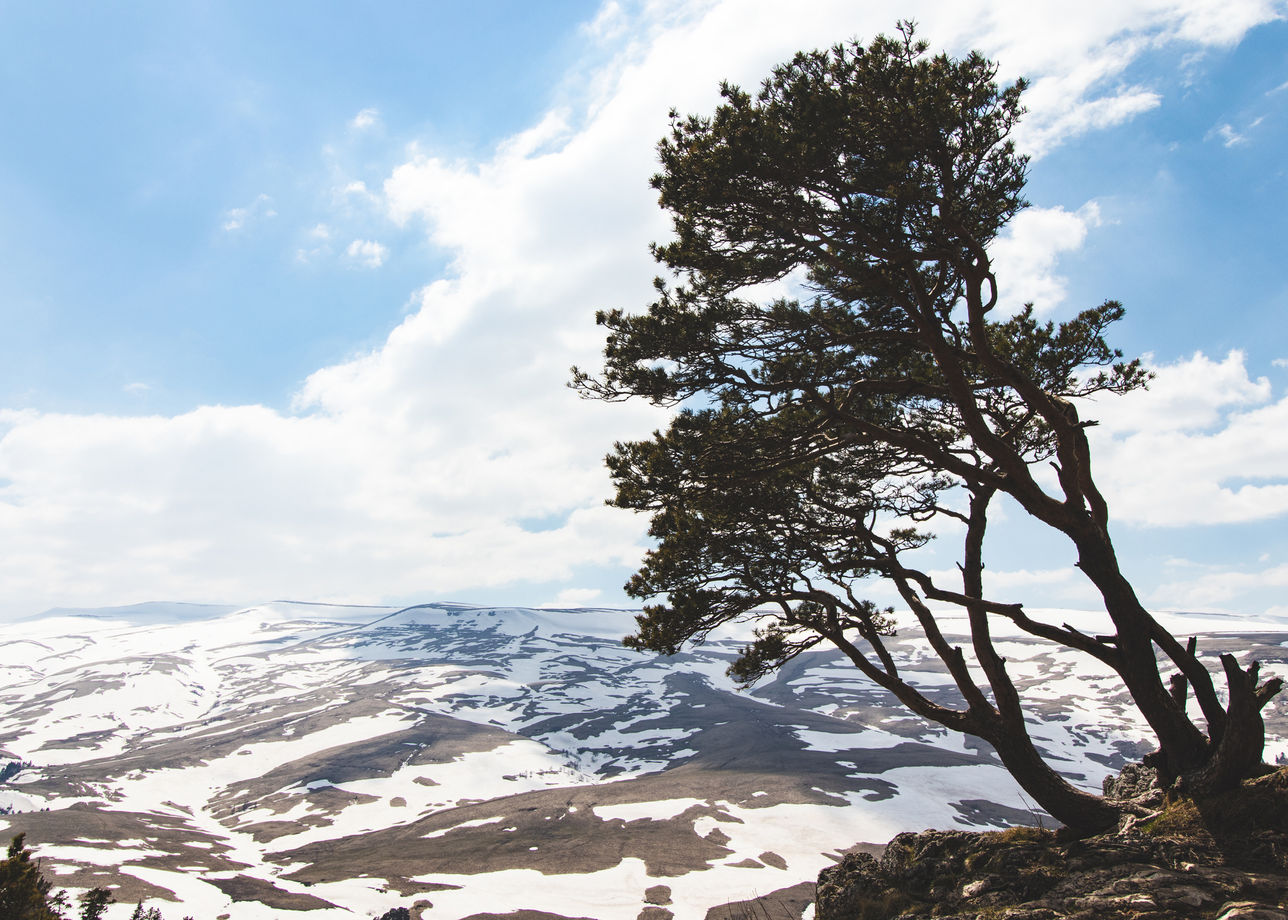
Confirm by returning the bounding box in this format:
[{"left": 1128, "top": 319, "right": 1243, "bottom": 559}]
[
  {"left": 816, "top": 812, "right": 1288, "bottom": 920},
  {"left": 1215, "top": 904, "right": 1288, "bottom": 920}
]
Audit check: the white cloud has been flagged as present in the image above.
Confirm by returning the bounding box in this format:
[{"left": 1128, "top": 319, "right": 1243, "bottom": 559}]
[
  {"left": 1150, "top": 561, "right": 1288, "bottom": 611},
  {"left": 0, "top": 0, "right": 1282, "bottom": 619},
  {"left": 581, "top": 1, "right": 628, "bottom": 42},
  {"left": 296, "top": 223, "right": 336, "bottom": 263},
  {"left": 351, "top": 107, "right": 381, "bottom": 130},
  {"left": 0, "top": 405, "right": 653, "bottom": 613},
  {"left": 924, "top": 563, "right": 1103, "bottom": 608},
  {"left": 1092, "top": 350, "right": 1272, "bottom": 434},
  {"left": 221, "top": 193, "right": 276, "bottom": 232},
  {"left": 1208, "top": 115, "right": 1265, "bottom": 147},
  {"left": 985, "top": 567, "right": 1078, "bottom": 590},
  {"left": 1021, "top": 88, "right": 1162, "bottom": 157},
  {"left": 346, "top": 239, "right": 389, "bottom": 268},
  {"left": 1083, "top": 351, "right": 1288, "bottom": 527},
  {"left": 988, "top": 202, "right": 1101, "bottom": 315},
  {"left": 543, "top": 587, "right": 605, "bottom": 607},
  {"left": 1211, "top": 122, "right": 1247, "bottom": 146},
  {"left": 123, "top": 382, "right": 150, "bottom": 396}
]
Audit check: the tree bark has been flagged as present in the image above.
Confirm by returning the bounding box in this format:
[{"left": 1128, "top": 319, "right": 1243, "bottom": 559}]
[
  {"left": 1183, "top": 656, "right": 1282, "bottom": 793},
  {"left": 960, "top": 487, "right": 1121, "bottom": 835},
  {"left": 1067, "top": 528, "right": 1212, "bottom": 780},
  {"left": 983, "top": 718, "right": 1123, "bottom": 834}
]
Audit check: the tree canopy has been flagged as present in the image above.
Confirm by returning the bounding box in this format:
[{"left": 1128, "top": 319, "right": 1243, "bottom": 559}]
[
  {"left": 0, "top": 834, "right": 69, "bottom": 920},
  {"left": 574, "top": 24, "right": 1282, "bottom": 835}
]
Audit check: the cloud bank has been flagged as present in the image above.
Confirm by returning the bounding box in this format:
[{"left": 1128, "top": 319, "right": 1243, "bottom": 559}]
[{"left": 0, "top": 0, "right": 1284, "bottom": 619}]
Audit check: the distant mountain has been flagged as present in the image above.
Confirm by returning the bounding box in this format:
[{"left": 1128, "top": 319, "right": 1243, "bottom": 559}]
[
  {"left": 15, "top": 601, "right": 245, "bottom": 623},
  {"left": 1, "top": 601, "right": 1284, "bottom": 920}
]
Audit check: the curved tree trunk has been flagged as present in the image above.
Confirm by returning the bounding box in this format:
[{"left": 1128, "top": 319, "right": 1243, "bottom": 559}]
[
  {"left": 1071, "top": 529, "right": 1282, "bottom": 790},
  {"left": 1070, "top": 530, "right": 1213, "bottom": 780},
  {"left": 942, "top": 267, "right": 1230, "bottom": 787},
  {"left": 982, "top": 719, "right": 1123, "bottom": 834},
  {"left": 961, "top": 488, "right": 1121, "bottom": 835}
]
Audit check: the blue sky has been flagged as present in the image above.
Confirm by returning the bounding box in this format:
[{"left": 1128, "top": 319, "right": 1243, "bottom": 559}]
[
  {"left": 0, "top": 2, "right": 599, "bottom": 414},
  {"left": 0, "top": 1, "right": 1285, "bottom": 622}
]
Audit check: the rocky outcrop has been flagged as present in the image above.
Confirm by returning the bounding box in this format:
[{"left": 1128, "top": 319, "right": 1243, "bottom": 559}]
[{"left": 816, "top": 767, "right": 1288, "bottom": 920}]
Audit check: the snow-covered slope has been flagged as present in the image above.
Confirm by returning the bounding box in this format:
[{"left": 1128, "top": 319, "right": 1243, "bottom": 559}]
[{"left": 1, "top": 601, "right": 1284, "bottom": 920}]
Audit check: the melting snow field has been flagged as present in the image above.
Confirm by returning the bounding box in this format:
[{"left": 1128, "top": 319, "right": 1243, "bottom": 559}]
[{"left": 0, "top": 600, "right": 1285, "bottom": 919}]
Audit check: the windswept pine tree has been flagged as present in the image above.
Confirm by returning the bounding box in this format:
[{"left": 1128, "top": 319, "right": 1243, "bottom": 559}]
[
  {"left": 574, "top": 24, "right": 1283, "bottom": 834},
  {"left": 78, "top": 887, "right": 114, "bottom": 920},
  {"left": 0, "top": 834, "right": 69, "bottom": 920}
]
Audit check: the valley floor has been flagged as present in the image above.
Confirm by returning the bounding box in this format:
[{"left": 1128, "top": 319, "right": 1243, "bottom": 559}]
[{"left": 2, "top": 601, "right": 1285, "bottom": 919}]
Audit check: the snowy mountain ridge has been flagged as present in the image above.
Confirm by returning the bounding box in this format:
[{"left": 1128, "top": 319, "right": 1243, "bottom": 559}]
[{"left": 1, "top": 600, "right": 1285, "bottom": 920}]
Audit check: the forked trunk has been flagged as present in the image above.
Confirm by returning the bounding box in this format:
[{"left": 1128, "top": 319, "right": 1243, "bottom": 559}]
[
  {"left": 1180, "top": 654, "right": 1280, "bottom": 794},
  {"left": 1074, "top": 532, "right": 1281, "bottom": 791},
  {"left": 984, "top": 721, "right": 1123, "bottom": 834},
  {"left": 959, "top": 490, "right": 1122, "bottom": 835}
]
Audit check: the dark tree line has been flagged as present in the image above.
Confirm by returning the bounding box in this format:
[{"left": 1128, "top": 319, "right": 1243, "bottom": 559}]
[
  {"left": 1, "top": 831, "right": 418, "bottom": 919},
  {"left": 0, "top": 833, "right": 116, "bottom": 920},
  {"left": 0, "top": 760, "right": 32, "bottom": 784},
  {"left": 574, "top": 24, "right": 1282, "bottom": 834}
]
